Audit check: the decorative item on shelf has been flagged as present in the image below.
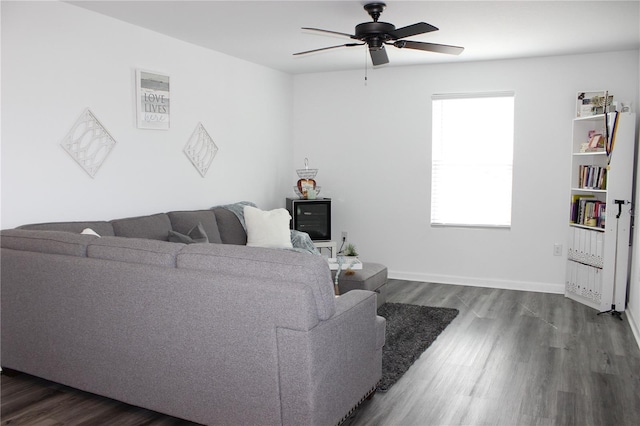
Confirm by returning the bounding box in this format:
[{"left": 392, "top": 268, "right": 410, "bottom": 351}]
[
  {"left": 576, "top": 91, "right": 614, "bottom": 117},
  {"left": 294, "top": 158, "right": 322, "bottom": 199}
]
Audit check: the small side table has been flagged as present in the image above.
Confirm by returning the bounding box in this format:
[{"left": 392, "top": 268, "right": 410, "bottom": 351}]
[{"left": 313, "top": 240, "right": 337, "bottom": 258}]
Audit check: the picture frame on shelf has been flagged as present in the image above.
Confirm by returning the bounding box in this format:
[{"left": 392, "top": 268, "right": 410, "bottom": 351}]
[
  {"left": 588, "top": 133, "right": 604, "bottom": 150},
  {"left": 576, "top": 91, "right": 613, "bottom": 117}
]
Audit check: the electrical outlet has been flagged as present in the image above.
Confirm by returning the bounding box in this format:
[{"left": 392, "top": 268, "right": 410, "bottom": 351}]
[
  {"left": 553, "top": 243, "right": 562, "bottom": 256},
  {"left": 341, "top": 231, "right": 348, "bottom": 241}
]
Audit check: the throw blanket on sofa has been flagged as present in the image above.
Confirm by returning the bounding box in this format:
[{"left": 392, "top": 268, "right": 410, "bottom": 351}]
[{"left": 218, "top": 201, "right": 320, "bottom": 255}]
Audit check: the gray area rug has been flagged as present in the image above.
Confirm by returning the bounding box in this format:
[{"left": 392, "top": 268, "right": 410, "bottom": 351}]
[{"left": 377, "top": 303, "right": 459, "bottom": 392}]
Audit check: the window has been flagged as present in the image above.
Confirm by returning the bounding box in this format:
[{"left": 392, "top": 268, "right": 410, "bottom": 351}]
[{"left": 431, "top": 92, "right": 515, "bottom": 227}]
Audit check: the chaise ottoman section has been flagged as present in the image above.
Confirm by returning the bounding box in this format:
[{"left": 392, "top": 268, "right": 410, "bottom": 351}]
[{"left": 332, "top": 262, "right": 387, "bottom": 308}]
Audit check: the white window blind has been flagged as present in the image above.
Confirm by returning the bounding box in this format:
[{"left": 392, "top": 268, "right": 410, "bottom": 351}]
[{"left": 431, "top": 92, "right": 515, "bottom": 227}]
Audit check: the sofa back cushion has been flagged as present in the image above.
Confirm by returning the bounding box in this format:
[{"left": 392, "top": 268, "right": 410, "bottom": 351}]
[
  {"left": 87, "top": 237, "right": 184, "bottom": 267},
  {"left": 18, "top": 221, "right": 115, "bottom": 236},
  {"left": 177, "top": 244, "right": 336, "bottom": 320},
  {"left": 167, "top": 210, "right": 222, "bottom": 244},
  {"left": 111, "top": 213, "right": 172, "bottom": 241},
  {"left": 212, "top": 207, "right": 247, "bottom": 245},
  {"left": 1, "top": 229, "right": 97, "bottom": 257}
]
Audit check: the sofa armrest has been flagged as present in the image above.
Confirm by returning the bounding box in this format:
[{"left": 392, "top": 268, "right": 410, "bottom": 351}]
[
  {"left": 335, "top": 290, "right": 386, "bottom": 350},
  {"left": 277, "top": 289, "right": 384, "bottom": 426}
]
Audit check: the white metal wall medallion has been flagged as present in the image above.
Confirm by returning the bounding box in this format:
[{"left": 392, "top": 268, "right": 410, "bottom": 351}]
[
  {"left": 60, "top": 108, "right": 117, "bottom": 178},
  {"left": 184, "top": 122, "right": 218, "bottom": 177}
]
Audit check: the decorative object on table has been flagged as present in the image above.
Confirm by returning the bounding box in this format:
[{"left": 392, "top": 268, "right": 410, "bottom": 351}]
[
  {"left": 343, "top": 243, "right": 359, "bottom": 257},
  {"left": 329, "top": 255, "right": 362, "bottom": 294},
  {"left": 377, "top": 303, "right": 459, "bottom": 392},
  {"left": 60, "top": 108, "right": 117, "bottom": 178},
  {"left": 333, "top": 256, "right": 343, "bottom": 295},
  {"left": 183, "top": 122, "right": 218, "bottom": 177},
  {"left": 328, "top": 257, "right": 363, "bottom": 271},
  {"left": 136, "top": 69, "right": 170, "bottom": 130},
  {"left": 294, "top": 158, "right": 322, "bottom": 199},
  {"left": 339, "top": 243, "right": 359, "bottom": 275}
]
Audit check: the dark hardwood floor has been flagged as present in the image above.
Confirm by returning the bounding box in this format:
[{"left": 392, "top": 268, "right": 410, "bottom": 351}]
[
  {"left": 350, "top": 280, "right": 640, "bottom": 426},
  {"left": 3, "top": 280, "right": 640, "bottom": 425}
]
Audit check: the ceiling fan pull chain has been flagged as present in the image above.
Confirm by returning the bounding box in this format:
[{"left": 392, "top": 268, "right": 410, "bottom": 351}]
[{"left": 364, "top": 48, "right": 368, "bottom": 86}]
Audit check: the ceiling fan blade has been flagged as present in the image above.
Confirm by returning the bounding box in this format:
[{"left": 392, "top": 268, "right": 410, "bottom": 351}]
[
  {"left": 390, "top": 22, "right": 438, "bottom": 40},
  {"left": 293, "top": 43, "right": 363, "bottom": 56},
  {"left": 301, "top": 27, "right": 355, "bottom": 39},
  {"left": 369, "top": 46, "right": 389, "bottom": 66},
  {"left": 394, "top": 40, "right": 464, "bottom": 55}
]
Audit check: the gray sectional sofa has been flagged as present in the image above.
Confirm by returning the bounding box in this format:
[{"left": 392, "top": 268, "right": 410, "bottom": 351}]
[{"left": 1, "top": 204, "right": 385, "bottom": 425}]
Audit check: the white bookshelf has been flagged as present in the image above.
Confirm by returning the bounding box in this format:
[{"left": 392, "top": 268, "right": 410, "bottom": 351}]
[{"left": 566, "top": 112, "right": 636, "bottom": 312}]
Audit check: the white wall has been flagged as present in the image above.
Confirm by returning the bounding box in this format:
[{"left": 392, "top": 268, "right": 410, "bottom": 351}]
[
  {"left": 627, "top": 43, "right": 640, "bottom": 347},
  {"left": 1, "top": 1, "right": 293, "bottom": 229},
  {"left": 293, "top": 51, "right": 639, "bottom": 294},
  {"left": 2, "top": 1, "right": 639, "bottom": 303}
]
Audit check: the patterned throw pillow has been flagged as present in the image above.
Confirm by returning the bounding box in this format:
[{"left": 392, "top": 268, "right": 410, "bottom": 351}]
[{"left": 168, "top": 222, "right": 209, "bottom": 244}]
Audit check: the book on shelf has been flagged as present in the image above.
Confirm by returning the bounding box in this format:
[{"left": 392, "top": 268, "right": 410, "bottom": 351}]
[
  {"left": 578, "top": 165, "right": 607, "bottom": 189},
  {"left": 570, "top": 194, "right": 605, "bottom": 228}
]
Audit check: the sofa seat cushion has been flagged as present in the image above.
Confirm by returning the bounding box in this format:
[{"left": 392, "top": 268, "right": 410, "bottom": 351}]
[
  {"left": 168, "top": 210, "right": 222, "bottom": 244},
  {"left": 87, "top": 237, "right": 184, "bottom": 267},
  {"left": 111, "top": 213, "right": 172, "bottom": 241},
  {"left": 1, "top": 229, "right": 97, "bottom": 257}
]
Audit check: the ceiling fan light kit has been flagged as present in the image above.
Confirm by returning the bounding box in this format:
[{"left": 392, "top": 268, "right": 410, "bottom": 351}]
[{"left": 294, "top": 2, "right": 464, "bottom": 66}]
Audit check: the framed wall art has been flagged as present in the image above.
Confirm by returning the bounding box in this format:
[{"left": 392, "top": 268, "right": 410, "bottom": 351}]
[
  {"left": 60, "top": 108, "right": 117, "bottom": 178},
  {"left": 184, "top": 122, "right": 218, "bottom": 177},
  {"left": 136, "top": 69, "right": 170, "bottom": 130}
]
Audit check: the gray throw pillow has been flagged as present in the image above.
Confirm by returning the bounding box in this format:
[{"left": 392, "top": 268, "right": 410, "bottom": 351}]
[{"left": 168, "top": 222, "right": 209, "bottom": 244}]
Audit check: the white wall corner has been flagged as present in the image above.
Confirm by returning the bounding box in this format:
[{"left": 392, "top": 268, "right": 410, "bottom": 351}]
[{"left": 626, "top": 307, "right": 640, "bottom": 351}]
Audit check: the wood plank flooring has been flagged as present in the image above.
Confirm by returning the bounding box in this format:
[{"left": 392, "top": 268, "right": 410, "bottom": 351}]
[
  {"left": 2, "top": 280, "right": 640, "bottom": 425},
  {"left": 350, "top": 280, "right": 640, "bottom": 426}
]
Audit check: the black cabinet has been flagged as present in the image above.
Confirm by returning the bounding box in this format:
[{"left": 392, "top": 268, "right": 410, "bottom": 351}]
[{"left": 286, "top": 198, "right": 331, "bottom": 241}]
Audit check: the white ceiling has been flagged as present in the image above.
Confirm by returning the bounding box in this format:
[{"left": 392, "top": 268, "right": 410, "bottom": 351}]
[{"left": 69, "top": 0, "right": 640, "bottom": 75}]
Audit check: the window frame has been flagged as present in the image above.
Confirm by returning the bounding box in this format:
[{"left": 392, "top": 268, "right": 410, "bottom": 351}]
[{"left": 430, "top": 91, "right": 515, "bottom": 228}]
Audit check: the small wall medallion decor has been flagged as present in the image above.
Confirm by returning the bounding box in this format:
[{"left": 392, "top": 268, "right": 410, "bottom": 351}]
[
  {"left": 183, "top": 122, "right": 218, "bottom": 177},
  {"left": 136, "top": 69, "right": 170, "bottom": 130},
  {"left": 60, "top": 108, "right": 117, "bottom": 178}
]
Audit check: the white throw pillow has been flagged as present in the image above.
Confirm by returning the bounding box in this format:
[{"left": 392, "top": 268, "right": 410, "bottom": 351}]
[
  {"left": 81, "top": 228, "right": 101, "bottom": 237},
  {"left": 244, "top": 206, "right": 293, "bottom": 249}
]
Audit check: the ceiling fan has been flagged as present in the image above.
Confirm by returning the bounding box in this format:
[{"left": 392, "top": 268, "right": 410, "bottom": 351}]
[{"left": 293, "top": 2, "right": 464, "bottom": 66}]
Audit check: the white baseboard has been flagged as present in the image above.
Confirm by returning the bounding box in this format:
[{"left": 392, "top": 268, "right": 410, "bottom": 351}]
[
  {"left": 626, "top": 308, "right": 640, "bottom": 351},
  {"left": 387, "top": 270, "right": 565, "bottom": 294}
]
